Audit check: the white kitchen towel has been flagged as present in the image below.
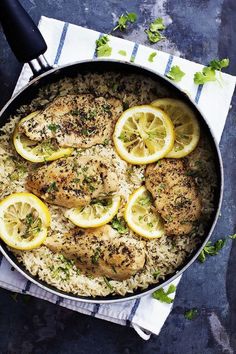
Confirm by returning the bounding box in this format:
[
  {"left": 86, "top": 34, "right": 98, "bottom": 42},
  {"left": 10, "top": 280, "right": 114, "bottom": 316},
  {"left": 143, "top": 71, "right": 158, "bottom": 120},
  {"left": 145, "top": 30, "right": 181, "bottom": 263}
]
[{"left": 0, "top": 16, "right": 235, "bottom": 340}]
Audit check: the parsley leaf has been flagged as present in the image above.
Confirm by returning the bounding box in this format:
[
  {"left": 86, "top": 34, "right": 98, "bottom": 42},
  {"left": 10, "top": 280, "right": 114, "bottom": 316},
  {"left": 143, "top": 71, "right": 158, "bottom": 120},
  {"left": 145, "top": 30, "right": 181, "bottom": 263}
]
[
  {"left": 48, "top": 123, "right": 60, "bottom": 132},
  {"left": 96, "top": 35, "right": 112, "bottom": 57},
  {"left": 113, "top": 12, "right": 137, "bottom": 31},
  {"left": 146, "top": 18, "right": 166, "bottom": 43},
  {"left": 166, "top": 65, "right": 185, "bottom": 82},
  {"left": 209, "top": 58, "right": 229, "bottom": 71},
  {"left": 198, "top": 238, "right": 227, "bottom": 263},
  {"left": 111, "top": 216, "right": 128, "bottom": 234},
  {"left": 150, "top": 17, "right": 165, "bottom": 32},
  {"left": 148, "top": 52, "right": 157, "bottom": 62},
  {"left": 184, "top": 308, "right": 198, "bottom": 320},
  {"left": 152, "top": 284, "right": 176, "bottom": 304},
  {"left": 229, "top": 234, "right": 236, "bottom": 239},
  {"left": 194, "top": 67, "right": 216, "bottom": 85},
  {"left": 118, "top": 50, "right": 127, "bottom": 56}
]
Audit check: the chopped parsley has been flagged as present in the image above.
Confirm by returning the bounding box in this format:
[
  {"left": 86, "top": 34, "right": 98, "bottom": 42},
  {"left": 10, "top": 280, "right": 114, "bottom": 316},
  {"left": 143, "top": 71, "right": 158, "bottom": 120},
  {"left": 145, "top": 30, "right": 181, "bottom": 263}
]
[
  {"left": 184, "top": 308, "right": 199, "bottom": 320},
  {"left": 91, "top": 248, "right": 101, "bottom": 265},
  {"left": 166, "top": 65, "right": 185, "bottom": 82},
  {"left": 130, "top": 55, "right": 135, "bottom": 63},
  {"left": 194, "top": 58, "right": 229, "bottom": 85},
  {"left": 229, "top": 234, "right": 236, "bottom": 239},
  {"left": 102, "top": 138, "right": 109, "bottom": 146},
  {"left": 46, "top": 181, "right": 58, "bottom": 193},
  {"left": 153, "top": 270, "right": 160, "bottom": 279},
  {"left": 209, "top": 58, "right": 229, "bottom": 71},
  {"left": 96, "top": 35, "right": 112, "bottom": 57},
  {"left": 104, "top": 277, "right": 113, "bottom": 290},
  {"left": 198, "top": 239, "right": 227, "bottom": 263},
  {"left": 111, "top": 216, "right": 128, "bottom": 234},
  {"left": 48, "top": 123, "right": 60, "bottom": 132},
  {"left": 118, "top": 50, "right": 127, "bottom": 56},
  {"left": 148, "top": 52, "right": 157, "bottom": 62},
  {"left": 194, "top": 67, "right": 216, "bottom": 85},
  {"left": 152, "top": 284, "right": 176, "bottom": 304},
  {"left": 113, "top": 12, "right": 137, "bottom": 32},
  {"left": 145, "top": 18, "right": 165, "bottom": 43}
]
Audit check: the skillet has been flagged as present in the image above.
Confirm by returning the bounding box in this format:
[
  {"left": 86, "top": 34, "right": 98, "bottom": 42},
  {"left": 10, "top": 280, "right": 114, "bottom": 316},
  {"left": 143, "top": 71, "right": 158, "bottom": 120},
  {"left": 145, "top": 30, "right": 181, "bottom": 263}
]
[{"left": 0, "top": 0, "right": 223, "bottom": 303}]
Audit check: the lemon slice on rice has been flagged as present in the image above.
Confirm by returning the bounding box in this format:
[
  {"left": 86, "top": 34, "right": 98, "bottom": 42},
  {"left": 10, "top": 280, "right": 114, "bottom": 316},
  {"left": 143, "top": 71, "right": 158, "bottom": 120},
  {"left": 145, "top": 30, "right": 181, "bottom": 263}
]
[
  {"left": 124, "top": 186, "right": 164, "bottom": 239},
  {"left": 151, "top": 98, "right": 200, "bottom": 158},
  {"left": 65, "top": 196, "right": 120, "bottom": 228},
  {"left": 113, "top": 105, "right": 175, "bottom": 165},
  {"left": 13, "top": 112, "right": 73, "bottom": 163},
  {"left": 0, "top": 192, "right": 51, "bottom": 250}
]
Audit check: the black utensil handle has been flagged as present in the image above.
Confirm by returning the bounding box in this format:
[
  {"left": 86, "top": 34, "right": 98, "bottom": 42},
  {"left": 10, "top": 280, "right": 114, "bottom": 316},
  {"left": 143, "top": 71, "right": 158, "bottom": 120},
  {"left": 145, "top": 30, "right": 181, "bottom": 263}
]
[{"left": 0, "top": 0, "right": 47, "bottom": 63}]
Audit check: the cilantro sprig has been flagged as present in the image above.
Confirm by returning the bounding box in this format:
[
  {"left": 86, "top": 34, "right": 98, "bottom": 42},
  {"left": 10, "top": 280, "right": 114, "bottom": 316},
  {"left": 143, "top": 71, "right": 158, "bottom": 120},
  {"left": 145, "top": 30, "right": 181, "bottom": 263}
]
[
  {"left": 152, "top": 284, "right": 176, "bottom": 304},
  {"left": 113, "top": 12, "right": 137, "bottom": 32},
  {"left": 146, "top": 18, "right": 166, "bottom": 43},
  {"left": 95, "top": 35, "right": 112, "bottom": 57},
  {"left": 166, "top": 65, "right": 185, "bottom": 82},
  {"left": 194, "top": 58, "right": 229, "bottom": 85}
]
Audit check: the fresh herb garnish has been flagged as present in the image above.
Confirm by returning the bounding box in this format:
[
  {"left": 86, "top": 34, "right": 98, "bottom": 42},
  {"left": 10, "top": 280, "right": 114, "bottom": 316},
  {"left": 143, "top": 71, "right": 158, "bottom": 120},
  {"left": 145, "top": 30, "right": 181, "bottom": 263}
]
[
  {"left": 118, "top": 50, "right": 127, "bottom": 56},
  {"left": 166, "top": 65, "right": 185, "bottom": 82},
  {"left": 194, "top": 67, "right": 216, "bottom": 85},
  {"left": 102, "top": 138, "right": 109, "bottom": 146},
  {"left": 145, "top": 18, "right": 165, "bottom": 43},
  {"left": 96, "top": 35, "right": 112, "bottom": 57},
  {"left": 209, "top": 58, "right": 229, "bottom": 71},
  {"left": 91, "top": 248, "right": 101, "bottom": 265},
  {"left": 48, "top": 123, "right": 60, "bottom": 132},
  {"left": 153, "top": 270, "right": 160, "bottom": 279},
  {"left": 184, "top": 308, "right": 198, "bottom": 320},
  {"left": 152, "top": 284, "right": 176, "bottom": 303},
  {"left": 113, "top": 12, "right": 137, "bottom": 32},
  {"left": 148, "top": 52, "right": 157, "bottom": 63},
  {"left": 111, "top": 216, "right": 128, "bottom": 234},
  {"left": 104, "top": 277, "right": 113, "bottom": 290},
  {"left": 229, "top": 234, "right": 236, "bottom": 239},
  {"left": 198, "top": 238, "right": 227, "bottom": 263},
  {"left": 46, "top": 181, "right": 58, "bottom": 193},
  {"left": 194, "top": 58, "right": 229, "bottom": 85}
]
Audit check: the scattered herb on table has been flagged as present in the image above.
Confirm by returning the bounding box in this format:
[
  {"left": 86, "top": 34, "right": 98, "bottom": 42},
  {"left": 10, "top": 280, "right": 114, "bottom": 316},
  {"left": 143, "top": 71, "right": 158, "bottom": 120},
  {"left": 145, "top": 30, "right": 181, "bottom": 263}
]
[
  {"left": 152, "top": 284, "right": 176, "bottom": 304},
  {"left": 198, "top": 238, "right": 227, "bottom": 263},
  {"left": 113, "top": 12, "right": 137, "bottom": 32},
  {"left": 96, "top": 35, "right": 112, "bottom": 57},
  {"left": 148, "top": 52, "right": 157, "bottom": 62},
  {"left": 194, "top": 58, "right": 229, "bottom": 85},
  {"left": 166, "top": 65, "right": 185, "bottom": 82},
  {"left": 184, "top": 308, "right": 199, "bottom": 320},
  {"left": 229, "top": 234, "right": 236, "bottom": 239},
  {"left": 111, "top": 216, "right": 128, "bottom": 234},
  {"left": 118, "top": 50, "right": 127, "bottom": 56},
  {"left": 145, "top": 18, "right": 166, "bottom": 43},
  {"left": 209, "top": 58, "right": 229, "bottom": 71}
]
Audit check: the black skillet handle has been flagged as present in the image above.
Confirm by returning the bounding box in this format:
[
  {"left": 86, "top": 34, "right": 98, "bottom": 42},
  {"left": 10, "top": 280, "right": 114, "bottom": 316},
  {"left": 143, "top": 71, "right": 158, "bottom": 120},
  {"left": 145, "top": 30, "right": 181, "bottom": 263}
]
[{"left": 0, "top": 0, "right": 51, "bottom": 74}]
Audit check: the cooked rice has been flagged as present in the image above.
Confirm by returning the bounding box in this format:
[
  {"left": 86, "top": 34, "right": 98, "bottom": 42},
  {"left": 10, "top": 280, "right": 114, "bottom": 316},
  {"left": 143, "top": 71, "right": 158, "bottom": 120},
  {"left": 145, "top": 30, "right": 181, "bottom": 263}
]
[{"left": 0, "top": 72, "right": 217, "bottom": 297}]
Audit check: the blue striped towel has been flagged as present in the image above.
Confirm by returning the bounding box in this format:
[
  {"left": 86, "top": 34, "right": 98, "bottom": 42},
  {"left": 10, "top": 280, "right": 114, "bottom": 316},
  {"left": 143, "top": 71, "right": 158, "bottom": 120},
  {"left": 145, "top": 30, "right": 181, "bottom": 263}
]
[{"left": 1, "top": 16, "right": 235, "bottom": 339}]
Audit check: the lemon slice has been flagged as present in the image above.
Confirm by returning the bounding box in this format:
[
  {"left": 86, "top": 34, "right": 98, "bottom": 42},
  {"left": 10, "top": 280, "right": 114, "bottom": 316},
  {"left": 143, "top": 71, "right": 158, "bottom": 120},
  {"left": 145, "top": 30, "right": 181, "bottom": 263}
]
[
  {"left": 65, "top": 196, "right": 120, "bottom": 228},
  {"left": 13, "top": 112, "right": 73, "bottom": 163},
  {"left": 0, "top": 192, "right": 51, "bottom": 250},
  {"left": 124, "top": 186, "right": 164, "bottom": 239},
  {"left": 113, "top": 105, "right": 175, "bottom": 165},
  {"left": 151, "top": 98, "right": 200, "bottom": 158}
]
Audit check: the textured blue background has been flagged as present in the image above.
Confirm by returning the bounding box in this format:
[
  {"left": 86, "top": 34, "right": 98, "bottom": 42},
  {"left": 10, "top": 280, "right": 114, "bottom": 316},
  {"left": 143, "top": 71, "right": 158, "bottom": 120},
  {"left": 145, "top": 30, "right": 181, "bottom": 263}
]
[{"left": 0, "top": 0, "right": 236, "bottom": 353}]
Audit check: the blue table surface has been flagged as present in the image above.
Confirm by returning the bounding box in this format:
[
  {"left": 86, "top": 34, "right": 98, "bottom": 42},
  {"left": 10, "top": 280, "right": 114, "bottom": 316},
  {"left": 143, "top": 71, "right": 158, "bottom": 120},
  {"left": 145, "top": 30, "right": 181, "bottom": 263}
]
[{"left": 0, "top": 1, "right": 235, "bottom": 353}]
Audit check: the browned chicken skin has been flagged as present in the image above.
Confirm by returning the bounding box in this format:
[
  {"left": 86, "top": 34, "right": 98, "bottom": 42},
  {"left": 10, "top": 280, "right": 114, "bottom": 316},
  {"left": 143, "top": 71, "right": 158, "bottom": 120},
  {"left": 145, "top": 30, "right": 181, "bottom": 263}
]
[
  {"left": 44, "top": 225, "right": 146, "bottom": 280},
  {"left": 19, "top": 94, "right": 123, "bottom": 148},
  {"left": 26, "top": 156, "right": 119, "bottom": 208},
  {"left": 145, "top": 159, "right": 201, "bottom": 236}
]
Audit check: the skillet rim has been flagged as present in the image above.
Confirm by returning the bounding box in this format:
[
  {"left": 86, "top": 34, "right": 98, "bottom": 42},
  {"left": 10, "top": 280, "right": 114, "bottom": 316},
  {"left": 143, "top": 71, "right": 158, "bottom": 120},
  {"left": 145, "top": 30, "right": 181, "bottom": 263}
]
[{"left": 0, "top": 58, "right": 224, "bottom": 303}]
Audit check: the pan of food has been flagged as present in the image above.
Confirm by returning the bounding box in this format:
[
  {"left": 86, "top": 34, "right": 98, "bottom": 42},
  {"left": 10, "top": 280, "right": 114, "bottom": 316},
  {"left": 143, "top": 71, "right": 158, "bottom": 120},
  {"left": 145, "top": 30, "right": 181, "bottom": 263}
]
[{"left": 0, "top": 0, "right": 223, "bottom": 303}]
